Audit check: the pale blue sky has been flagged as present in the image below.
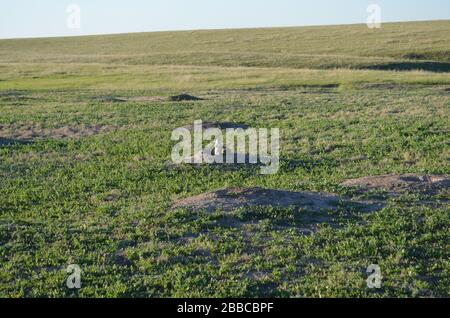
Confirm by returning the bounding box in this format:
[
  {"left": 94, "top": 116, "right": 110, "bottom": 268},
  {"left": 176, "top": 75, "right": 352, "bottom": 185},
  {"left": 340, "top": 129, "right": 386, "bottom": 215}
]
[{"left": 1, "top": 0, "right": 449, "bottom": 39}]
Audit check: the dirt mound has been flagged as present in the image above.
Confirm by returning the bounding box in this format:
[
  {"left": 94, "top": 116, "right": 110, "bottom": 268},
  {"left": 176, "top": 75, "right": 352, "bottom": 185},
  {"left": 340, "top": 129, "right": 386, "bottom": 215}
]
[
  {"left": 341, "top": 174, "right": 450, "bottom": 195},
  {"left": 172, "top": 187, "right": 343, "bottom": 213},
  {"left": 178, "top": 150, "right": 262, "bottom": 170},
  {"left": 169, "top": 94, "right": 202, "bottom": 101}
]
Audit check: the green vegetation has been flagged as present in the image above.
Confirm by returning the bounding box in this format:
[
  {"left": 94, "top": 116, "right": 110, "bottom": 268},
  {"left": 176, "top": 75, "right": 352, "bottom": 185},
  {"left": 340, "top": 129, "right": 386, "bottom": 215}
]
[{"left": 0, "top": 20, "right": 449, "bottom": 297}]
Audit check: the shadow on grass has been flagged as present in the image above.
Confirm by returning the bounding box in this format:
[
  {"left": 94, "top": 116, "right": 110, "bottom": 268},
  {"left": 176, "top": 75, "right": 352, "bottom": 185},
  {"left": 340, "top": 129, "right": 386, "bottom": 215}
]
[
  {"left": 281, "top": 157, "right": 340, "bottom": 172},
  {"left": 366, "top": 61, "right": 450, "bottom": 73},
  {"left": 0, "top": 137, "right": 31, "bottom": 147}
]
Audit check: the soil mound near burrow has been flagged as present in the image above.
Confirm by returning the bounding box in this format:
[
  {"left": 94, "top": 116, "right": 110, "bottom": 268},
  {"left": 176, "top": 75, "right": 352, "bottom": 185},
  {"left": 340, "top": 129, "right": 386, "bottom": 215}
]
[
  {"left": 182, "top": 121, "right": 249, "bottom": 131},
  {"left": 341, "top": 174, "right": 450, "bottom": 195},
  {"left": 179, "top": 150, "right": 264, "bottom": 169},
  {"left": 172, "top": 187, "right": 379, "bottom": 213},
  {"left": 169, "top": 94, "right": 202, "bottom": 101}
]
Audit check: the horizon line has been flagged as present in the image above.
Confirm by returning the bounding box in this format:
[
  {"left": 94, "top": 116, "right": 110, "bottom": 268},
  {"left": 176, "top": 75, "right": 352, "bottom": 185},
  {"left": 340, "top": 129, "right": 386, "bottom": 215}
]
[{"left": 1, "top": 18, "right": 448, "bottom": 41}]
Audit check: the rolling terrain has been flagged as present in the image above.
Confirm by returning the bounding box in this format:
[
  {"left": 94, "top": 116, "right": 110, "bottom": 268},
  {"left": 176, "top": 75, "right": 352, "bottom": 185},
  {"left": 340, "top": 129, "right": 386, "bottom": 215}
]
[{"left": 0, "top": 20, "right": 449, "bottom": 297}]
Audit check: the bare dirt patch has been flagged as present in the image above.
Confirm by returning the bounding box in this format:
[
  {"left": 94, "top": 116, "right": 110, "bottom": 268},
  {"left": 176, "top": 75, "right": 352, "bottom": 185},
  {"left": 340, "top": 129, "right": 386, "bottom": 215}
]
[
  {"left": 177, "top": 152, "right": 262, "bottom": 171},
  {"left": 173, "top": 187, "right": 347, "bottom": 213},
  {"left": 0, "top": 124, "right": 119, "bottom": 141},
  {"left": 341, "top": 174, "right": 450, "bottom": 195}
]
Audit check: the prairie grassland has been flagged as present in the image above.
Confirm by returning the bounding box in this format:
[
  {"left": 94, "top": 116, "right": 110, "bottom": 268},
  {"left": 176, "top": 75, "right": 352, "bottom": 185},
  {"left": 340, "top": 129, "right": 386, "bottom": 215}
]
[
  {"left": 0, "top": 21, "right": 449, "bottom": 297},
  {"left": 2, "top": 63, "right": 450, "bottom": 91}
]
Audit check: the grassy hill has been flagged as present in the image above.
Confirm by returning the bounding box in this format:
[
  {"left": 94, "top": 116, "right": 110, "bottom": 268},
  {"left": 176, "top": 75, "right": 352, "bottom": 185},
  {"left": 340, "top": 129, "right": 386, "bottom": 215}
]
[
  {"left": 0, "top": 21, "right": 449, "bottom": 297},
  {"left": 2, "top": 20, "right": 450, "bottom": 65},
  {"left": 1, "top": 20, "right": 450, "bottom": 91}
]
